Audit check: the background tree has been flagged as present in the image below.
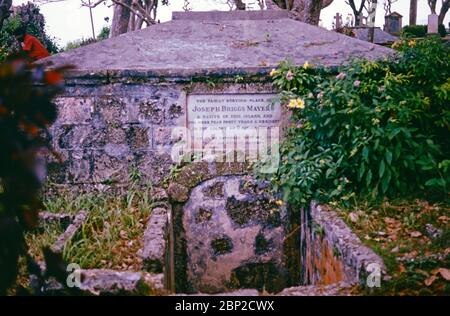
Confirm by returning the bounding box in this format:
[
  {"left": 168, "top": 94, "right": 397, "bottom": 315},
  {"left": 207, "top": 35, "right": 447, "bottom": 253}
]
[
  {"left": 427, "top": 0, "right": 450, "bottom": 25},
  {"left": 410, "top": 0, "right": 417, "bottom": 25},
  {"left": 234, "top": 0, "right": 246, "bottom": 10},
  {"left": 0, "top": 2, "right": 59, "bottom": 62},
  {"left": 81, "top": 0, "right": 169, "bottom": 37},
  {"left": 266, "top": 0, "right": 334, "bottom": 25},
  {"left": 346, "top": 0, "right": 367, "bottom": 26},
  {"left": 0, "top": 0, "right": 12, "bottom": 28},
  {"left": 383, "top": 0, "right": 398, "bottom": 16}
]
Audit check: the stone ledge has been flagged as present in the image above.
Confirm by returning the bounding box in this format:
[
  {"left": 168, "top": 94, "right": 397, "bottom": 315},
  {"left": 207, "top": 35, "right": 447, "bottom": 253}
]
[
  {"left": 176, "top": 289, "right": 260, "bottom": 296},
  {"left": 140, "top": 207, "right": 170, "bottom": 273},
  {"left": 51, "top": 211, "right": 87, "bottom": 253},
  {"left": 55, "top": 67, "right": 274, "bottom": 83},
  {"left": 310, "top": 202, "right": 387, "bottom": 284},
  {"left": 78, "top": 270, "right": 165, "bottom": 295},
  {"left": 35, "top": 269, "right": 165, "bottom": 295},
  {"left": 276, "top": 281, "right": 355, "bottom": 296},
  {"left": 172, "top": 10, "right": 289, "bottom": 21}
]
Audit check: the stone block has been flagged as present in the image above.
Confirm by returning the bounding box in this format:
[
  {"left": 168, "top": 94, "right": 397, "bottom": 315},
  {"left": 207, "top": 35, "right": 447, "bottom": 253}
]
[
  {"left": 140, "top": 208, "right": 169, "bottom": 273},
  {"left": 55, "top": 97, "right": 93, "bottom": 124},
  {"left": 182, "top": 175, "right": 287, "bottom": 293},
  {"left": 125, "top": 125, "right": 151, "bottom": 150},
  {"left": 95, "top": 96, "right": 128, "bottom": 124},
  {"left": 53, "top": 125, "right": 106, "bottom": 150},
  {"left": 168, "top": 183, "right": 189, "bottom": 203},
  {"left": 78, "top": 270, "right": 165, "bottom": 295},
  {"left": 428, "top": 14, "right": 439, "bottom": 34},
  {"left": 92, "top": 150, "right": 131, "bottom": 184},
  {"left": 66, "top": 150, "right": 93, "bottom": 183},
  {"left": 134, "top": 150, "right": 173, "bottom": 185}
]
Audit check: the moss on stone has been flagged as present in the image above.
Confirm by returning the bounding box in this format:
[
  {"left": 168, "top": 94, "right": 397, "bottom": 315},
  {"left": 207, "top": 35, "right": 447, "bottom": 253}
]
[
  {"left": 211, "top": 235, "right": 233, "bottom": 256},
  {"left": 254, "top": 232, "right": 272, "bottom": 255}
]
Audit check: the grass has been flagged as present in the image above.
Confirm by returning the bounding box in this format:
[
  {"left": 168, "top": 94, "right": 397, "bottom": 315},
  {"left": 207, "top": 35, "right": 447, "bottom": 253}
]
[
  {"left": 333, "top": 198, "right": 450, "bottom": 295},
  {"left": 25, "top": 177, "right": 156, "bottom": 272}
]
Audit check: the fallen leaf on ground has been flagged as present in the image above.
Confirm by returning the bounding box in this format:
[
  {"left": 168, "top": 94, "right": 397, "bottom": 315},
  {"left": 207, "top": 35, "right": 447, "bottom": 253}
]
[
  {"left": 403, "top": 250, "right": 418, "bottom": 259},
  {"left": 424, "top": 275, "right": 437, "bottom": 286},
  {"left": 391, "top": 246, "right": 399, "bottom": 253},
  {"left": 349, "top": 212, "right": 359, "bottom": 223},
  {"left": 438, "top": 268, "right": 450, "bottom": 281},
  {"left": 415, "top": 269, "right": 430, "bottom": 277},
  {"left": 410, "top": 231, "right": 422, "bottom": 238}
]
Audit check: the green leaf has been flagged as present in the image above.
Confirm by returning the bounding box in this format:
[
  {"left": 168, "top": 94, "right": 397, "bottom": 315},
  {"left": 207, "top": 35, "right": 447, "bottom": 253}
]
[
  {"left": 425, "top": 178, "right": 446, "bottom": 188},
  {"left": 381, "top": 170, "right": 392, "bottom": 193},
  {"left": 379, "top": 160, "right": 386, "bottom": 178},
  {"left": 385, "top": 150, "right": 393, "bottom": 165},
  {"left": 366, "top": 169, "right": 373, "bottom": 187},
  {"left": 362, "top": 147, "right": 369, "bottom": 162},
  {"left": 358, "top": 163, "right": 366, "bottom": 181},
  {"left": 326, "top": 168, "right": 333, "bottom": 178}
]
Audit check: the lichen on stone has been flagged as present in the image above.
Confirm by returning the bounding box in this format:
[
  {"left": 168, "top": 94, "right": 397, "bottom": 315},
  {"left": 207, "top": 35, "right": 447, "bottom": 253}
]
[{"left": 211, "top": 235, "right": 233, "bottom": 256}]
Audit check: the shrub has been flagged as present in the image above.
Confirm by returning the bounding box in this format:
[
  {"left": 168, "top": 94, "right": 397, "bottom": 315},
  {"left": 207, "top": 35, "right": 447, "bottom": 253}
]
[
  {"left": 402, "top": 25, "right": 427, "bottom": 38},
  {"left": 0, "top": 55, "right": 68, "bottom": 294},
  {"left": 402, "top": 24, "right": 447, "bottom": 38},
  {"left": 0, "top": 3, "right": 59, "bottom": 62},
  {"left": 63, "top": 25, "right": 110, "bottom": 52},
  {"left": 97, "top": 25, "right": 110, "bottom": 40},
  {"left": 258, "top": 37, "right": 449, "bottom": 207},
  {"left": 64, "top": 37, "right": 97, "bottom": 51}
]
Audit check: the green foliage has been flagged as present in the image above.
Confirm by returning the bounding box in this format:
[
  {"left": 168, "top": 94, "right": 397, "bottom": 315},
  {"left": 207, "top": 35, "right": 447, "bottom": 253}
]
[
  {"left": 402, "top": 25, "right": 427, "bottom": 38},
  {"left": 259, "top": 37, "right": 450, "bottom": 207},
  {"left": 0, "top": 55, "right": 67, "bottom": 294},
  {"left": 64, "top": 37, "right": 97, "bottom": 51},
  {"left": 97, "top": 25, "right": 110, "bottom": 40},
  {"left": 63, "top": 25, "right": 110, "bottom": 52},
  {"left": 402, "top": 24, "right": 447, "bottom": 38},
  {"left": 0, "top": 3, "right": 59, "bottom": 62},
  {"left": 39, "top": 186, "right": 154, "bottom": 270}
]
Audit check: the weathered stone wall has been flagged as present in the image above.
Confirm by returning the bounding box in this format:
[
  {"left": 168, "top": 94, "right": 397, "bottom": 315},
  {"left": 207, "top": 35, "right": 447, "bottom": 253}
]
[
  {"left": 302, "top": 202, "right": 387, "bottom": 285},
  {"left": 47, "top": 76, "right": 276, "bottom": 188}
]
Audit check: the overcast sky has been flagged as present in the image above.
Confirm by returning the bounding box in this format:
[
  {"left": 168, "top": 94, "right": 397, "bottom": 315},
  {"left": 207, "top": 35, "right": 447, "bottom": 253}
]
[{"left": 13, "top": 0, "right": 450, "bottom": 46}]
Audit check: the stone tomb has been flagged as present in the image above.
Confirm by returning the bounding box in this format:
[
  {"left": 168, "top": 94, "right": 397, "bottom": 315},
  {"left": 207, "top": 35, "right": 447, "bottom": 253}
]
[
  {"left": 41, "top": 10, "right": 392, "bottom": 294},
  {"left": 43, "top": 10, "right": 392, "bottom": 189}
]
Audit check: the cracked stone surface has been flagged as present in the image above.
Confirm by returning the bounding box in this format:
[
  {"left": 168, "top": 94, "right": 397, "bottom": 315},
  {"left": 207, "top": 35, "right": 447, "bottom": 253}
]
[
  {"left": 183, "top": 175, "right": 288, "bottom": 294},
  {"left": 140, "top": 207, "right": 169, "bottom": 273}
]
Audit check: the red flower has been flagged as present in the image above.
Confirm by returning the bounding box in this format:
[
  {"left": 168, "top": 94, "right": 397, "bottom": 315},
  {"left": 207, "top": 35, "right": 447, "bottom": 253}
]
[{"left": 44, "top": 71, "right": 64, "bottom": 85}]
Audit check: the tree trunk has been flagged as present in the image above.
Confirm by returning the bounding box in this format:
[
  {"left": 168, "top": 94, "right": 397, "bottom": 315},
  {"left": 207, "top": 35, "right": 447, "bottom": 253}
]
[
  {"left": 234, "top": 0, "right": 246, "bottom": 10},
  {"left": 267, "top": 0, "right": 333, "bottom": 25},
  {"left": 291, "top": 0, "right": 325, "bottom": 25},
  {"left": 348, "top": 0, "right": 366, "bottom": 26},
  {"left": 409, "top": 0, "right": 417, "bottom": 25},
  {"left": 428, "top": 0, "right": 437, "bottom": 15},
  {"left": 0, "top": 0, "right": 12, "bottom": 29},
  {"left": 438, "top": 0, "right": 450, "bottom": 25},
  {"left": 110, "top": 0, "right": 132, "bottom": 37},
  {"left": 367, "top": 0, "right": 377, "bottom": 43}
]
